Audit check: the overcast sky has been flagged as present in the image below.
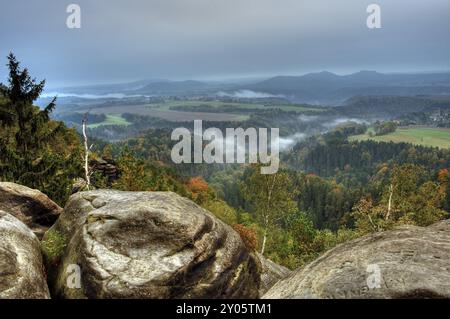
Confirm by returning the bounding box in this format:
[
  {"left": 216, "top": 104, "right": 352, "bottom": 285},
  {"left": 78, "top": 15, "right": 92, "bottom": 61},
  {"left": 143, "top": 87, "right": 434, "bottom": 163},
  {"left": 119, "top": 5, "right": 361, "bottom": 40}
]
[{"left": 0, "top": 0, "right": 449, "bottom": 87}]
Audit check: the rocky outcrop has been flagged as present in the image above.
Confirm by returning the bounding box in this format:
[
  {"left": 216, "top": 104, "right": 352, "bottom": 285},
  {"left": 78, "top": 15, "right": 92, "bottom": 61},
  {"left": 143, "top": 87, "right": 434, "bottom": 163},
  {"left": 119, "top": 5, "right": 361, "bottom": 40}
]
[
  {"left": 71, "top": 178, "right": 87, "bottom": 194},
  {"left": 0, "top": 182, "right": 62, "bottom": 239},
  {"left": 71, "top": 158, "right": 119, "bottom": 194},
  {"left": 257, "top": 253, "right": 292, "bottom": 297},
  {"left": 0, "top": 211, "right": 50, "bottom": 299},
  {"left": 263, "top": 220, "right": 450, "bottom": 299},
  {"left": 43, "top": 190, "right": 261, "bottom": 299},
  {"left": 90, "top": 158, "right": 119, "bottom": 186}
]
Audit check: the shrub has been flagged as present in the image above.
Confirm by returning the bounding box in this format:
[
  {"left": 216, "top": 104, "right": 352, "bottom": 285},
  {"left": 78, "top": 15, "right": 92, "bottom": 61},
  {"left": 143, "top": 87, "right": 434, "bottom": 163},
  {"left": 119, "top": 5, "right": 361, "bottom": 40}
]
[{"left": 233, "top": 224, "right": 258, "bottom": 251}]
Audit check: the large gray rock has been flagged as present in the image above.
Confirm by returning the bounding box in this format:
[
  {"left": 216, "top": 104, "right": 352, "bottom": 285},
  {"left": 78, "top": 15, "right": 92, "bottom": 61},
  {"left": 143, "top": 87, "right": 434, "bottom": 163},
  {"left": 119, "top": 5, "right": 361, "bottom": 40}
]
[
  {"left": 257, "top": 253, "right": 292, "bottom": 297},
  {"left": 43, "top": 190, "right": 261, "bottom": 299},
  {"left": 263, "top": 220, "right": 450, "bottom": 299},
  {"left": 0, "top": 182, "right": 62, "bottom": 239},
  {"left": 0, "top": 211, "right": 51, "bottom": 299}
]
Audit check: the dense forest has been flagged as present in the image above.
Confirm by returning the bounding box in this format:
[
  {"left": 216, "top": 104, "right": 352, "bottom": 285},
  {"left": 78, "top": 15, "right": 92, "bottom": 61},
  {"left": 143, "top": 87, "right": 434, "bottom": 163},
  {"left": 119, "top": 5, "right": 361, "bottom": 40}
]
[{"left": 82, "top": 116, "right": 450, "bottom": 268}]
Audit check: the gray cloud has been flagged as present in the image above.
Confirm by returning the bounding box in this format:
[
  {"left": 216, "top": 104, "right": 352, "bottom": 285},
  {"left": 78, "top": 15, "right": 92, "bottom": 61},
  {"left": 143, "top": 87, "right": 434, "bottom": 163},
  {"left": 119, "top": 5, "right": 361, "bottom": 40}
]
[{"left": 1, "top": 0, "right": 449, "bottom": 87}]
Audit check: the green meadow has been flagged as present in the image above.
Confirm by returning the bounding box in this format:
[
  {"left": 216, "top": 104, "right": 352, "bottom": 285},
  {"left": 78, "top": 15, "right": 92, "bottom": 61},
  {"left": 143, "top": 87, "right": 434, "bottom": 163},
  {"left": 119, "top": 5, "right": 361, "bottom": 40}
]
[
  {"left": 349, "top": 127, "right": 450, "bottom": 149},
  {"left": 88, "top": 114, "right": 132, "bottom": 128},
  {"left": 152, "top": 100, "right": 326, "bottom": 113}
]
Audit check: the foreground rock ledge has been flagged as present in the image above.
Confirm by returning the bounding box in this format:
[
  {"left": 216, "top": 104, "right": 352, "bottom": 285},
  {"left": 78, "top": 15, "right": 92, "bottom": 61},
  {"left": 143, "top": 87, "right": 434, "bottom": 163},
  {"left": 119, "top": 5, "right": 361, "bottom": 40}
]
[
  {"left": 263, "top": 220, "right": 450, "bottom": 299},
  {"left": 257, "top": 253, "right": 292, "bottom": 297},
  {"left": 0, "top": 182, "right": 62, "bottom": 239},
  {"left": 0, "top": 211, "right": 51, "bottom": 299},
  {"left": 43, "top": 190, "right": 261, "bottom": 299}
]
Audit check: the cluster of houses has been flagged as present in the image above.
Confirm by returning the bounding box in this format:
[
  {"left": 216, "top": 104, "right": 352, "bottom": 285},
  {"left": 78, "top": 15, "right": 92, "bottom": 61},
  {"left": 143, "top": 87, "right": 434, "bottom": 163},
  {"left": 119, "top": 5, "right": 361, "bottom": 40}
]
[{"left": 430, "top": 109, "right": 450, "bottom": 122}]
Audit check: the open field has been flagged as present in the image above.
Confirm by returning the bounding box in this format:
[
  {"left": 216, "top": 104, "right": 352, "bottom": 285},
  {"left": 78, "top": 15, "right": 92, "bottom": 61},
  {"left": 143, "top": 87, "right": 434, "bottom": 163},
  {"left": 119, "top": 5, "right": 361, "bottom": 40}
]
[
  {"left": 86, "top": 105, "right": 249, "bottom": 122},
  {"left": 152, "top": 100, "right": 326, "bottom": 113},
  {"left": 349, "top": 127, "right": 450, "bottom": 149},
  {"left": 88, "top": 114, "right": 132, "bottom": 128},
  {"left": 78, "top": 99, "right": 325, "bottom": 123}
]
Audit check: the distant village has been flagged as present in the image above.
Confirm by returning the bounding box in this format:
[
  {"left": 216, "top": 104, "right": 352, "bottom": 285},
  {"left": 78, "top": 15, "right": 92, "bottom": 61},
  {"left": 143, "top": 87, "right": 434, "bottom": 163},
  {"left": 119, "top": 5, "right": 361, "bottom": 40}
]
[{"left": 430, "top": 108, "right": 450, "bottom": 123}]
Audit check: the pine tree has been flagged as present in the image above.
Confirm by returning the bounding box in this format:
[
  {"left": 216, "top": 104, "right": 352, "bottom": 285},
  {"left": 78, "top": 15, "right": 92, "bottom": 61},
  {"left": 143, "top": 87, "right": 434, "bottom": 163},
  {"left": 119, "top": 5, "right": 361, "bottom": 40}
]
[{"left": 0, "top": 53, "right": 82, "bottom": 204}]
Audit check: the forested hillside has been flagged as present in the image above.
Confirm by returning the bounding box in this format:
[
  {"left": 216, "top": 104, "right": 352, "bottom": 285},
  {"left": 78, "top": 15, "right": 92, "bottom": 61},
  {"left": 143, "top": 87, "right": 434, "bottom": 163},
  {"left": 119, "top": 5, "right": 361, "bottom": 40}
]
[{"left": 96, "top": 122, "right": 450, "bottom": 268}]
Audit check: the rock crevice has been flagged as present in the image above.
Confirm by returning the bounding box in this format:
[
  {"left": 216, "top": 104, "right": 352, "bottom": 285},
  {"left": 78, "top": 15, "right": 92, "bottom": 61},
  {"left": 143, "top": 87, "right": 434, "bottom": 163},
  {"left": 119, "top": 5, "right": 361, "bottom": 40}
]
[{"left": 43, "top": 190, "right": 261, "bottom": 299}]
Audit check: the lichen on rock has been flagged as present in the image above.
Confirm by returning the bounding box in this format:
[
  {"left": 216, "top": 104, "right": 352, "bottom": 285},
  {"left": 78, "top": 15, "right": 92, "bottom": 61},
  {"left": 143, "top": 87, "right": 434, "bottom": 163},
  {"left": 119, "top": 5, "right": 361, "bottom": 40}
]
[
  {"left": 263, "top": 220, "right": 450, "bottom": 299},
  {"left": 0, "top": 210, "right": 50, "bottom": 299},
  {"left": 44, "top": 190, "right": 261, "bottom": 299}
]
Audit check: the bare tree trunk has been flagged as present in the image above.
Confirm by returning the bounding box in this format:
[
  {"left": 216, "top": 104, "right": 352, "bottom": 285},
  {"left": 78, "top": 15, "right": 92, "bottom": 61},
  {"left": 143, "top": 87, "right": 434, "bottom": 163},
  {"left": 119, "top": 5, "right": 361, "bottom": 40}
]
[
  {"left": 260, "top": 229, "right": 267, "bottom": 255},
  {"left": 260, "top": 215, "right": 269, "bottom": 255},
  {"left": 367, "top": 214, "right": 378, "bottom": 232},
  {"left": 82, "top": 117, "right": 91, "bottom": 190},
  {"left": 385, "top": 184, "right": 393, "bottom": 221},
  {"left": 260, "top": 175, "right": 277, "bottom": 256}
]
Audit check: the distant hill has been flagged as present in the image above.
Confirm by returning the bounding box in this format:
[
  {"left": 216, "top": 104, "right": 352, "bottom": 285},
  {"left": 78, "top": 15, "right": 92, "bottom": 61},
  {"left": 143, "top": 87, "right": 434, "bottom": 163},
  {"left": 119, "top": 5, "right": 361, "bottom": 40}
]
[
  {"left": 51, "top": 79, "right": 169, "bottom": 95},
  {"left": 338, "top": 95, "right": 450, "bottom": 118},
  {"left": 52, "top": 79, "right": 236, "bottom": 97},
  {"left": 242, "top": 71, "right": 450, "bottom": 105},
  {"left": 49, "top": 71, "right": 450, "bottom": 106},
  {"left": 133, "top": 80, "right": 215, "bottom": 95}
]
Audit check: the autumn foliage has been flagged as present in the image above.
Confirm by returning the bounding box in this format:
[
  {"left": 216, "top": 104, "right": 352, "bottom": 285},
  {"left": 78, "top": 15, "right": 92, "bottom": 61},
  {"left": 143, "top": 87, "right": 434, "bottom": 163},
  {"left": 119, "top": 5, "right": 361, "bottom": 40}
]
[
  {"left": 186, "top": 176, "right": 214, "bottom": 204},
  {"left": 438, "top": 169, "right": 449, "bottom": 192},
  {"left": 233, "top": 224, "right": 258, "bottom": 251}
]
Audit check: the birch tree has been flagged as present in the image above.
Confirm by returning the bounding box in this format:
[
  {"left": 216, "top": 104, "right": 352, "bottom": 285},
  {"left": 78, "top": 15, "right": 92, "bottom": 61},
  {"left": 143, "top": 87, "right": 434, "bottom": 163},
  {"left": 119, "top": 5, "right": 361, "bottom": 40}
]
[
  {"left": 81, "top": 114, "right": 92, "bottom": 190},
  {"left": 242, "top": 165, "right": 298, "bottom": 255}
]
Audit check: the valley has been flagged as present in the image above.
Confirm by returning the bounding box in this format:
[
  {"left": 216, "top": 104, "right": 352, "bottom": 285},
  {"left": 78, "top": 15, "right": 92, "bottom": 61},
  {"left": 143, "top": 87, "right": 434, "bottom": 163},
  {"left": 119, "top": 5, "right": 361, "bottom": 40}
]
[{"left": 2, "top": 56, "right": 450, "bottom": 275}]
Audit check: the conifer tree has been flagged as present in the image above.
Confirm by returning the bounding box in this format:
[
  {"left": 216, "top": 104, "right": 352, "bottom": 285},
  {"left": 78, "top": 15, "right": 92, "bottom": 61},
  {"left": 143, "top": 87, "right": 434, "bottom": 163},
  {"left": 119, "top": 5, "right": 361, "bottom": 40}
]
[{"left": 0, "top": 53, "right": 82, "bottom": 204}]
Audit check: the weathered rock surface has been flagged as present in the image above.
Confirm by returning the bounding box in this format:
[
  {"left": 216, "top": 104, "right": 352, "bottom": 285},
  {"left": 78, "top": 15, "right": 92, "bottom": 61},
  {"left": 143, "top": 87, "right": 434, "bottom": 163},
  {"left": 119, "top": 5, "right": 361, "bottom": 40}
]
[
  {"left": 0, "top": 182, "right": 62, "bottom": 239},
  {"left": 263, "top": 220, "right": 450, "bottom": 299},
  {"left": 257, "top": 253, "right": 292, "bottom": 297},
  {"left": 71, "top": 178, "right": 87, "bottom": 194},
  {"left": 0, "top": 211, "right": 51, "bottom": 299},
  {"left": 44, "top": 190, "right": 261, "bottom": 299},
  {"left": 90, "top": 158, "right": 119, "bottom": 187}
]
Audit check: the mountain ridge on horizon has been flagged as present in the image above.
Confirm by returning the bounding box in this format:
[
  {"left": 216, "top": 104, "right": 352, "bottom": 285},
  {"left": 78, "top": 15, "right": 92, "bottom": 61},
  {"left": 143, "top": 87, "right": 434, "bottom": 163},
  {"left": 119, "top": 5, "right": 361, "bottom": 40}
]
[
  {"left": 52, "top": 70, "right": 450, "bottom": 90},
  {"left": 46, "top": 70, "right": 450, "bottom": 105}
]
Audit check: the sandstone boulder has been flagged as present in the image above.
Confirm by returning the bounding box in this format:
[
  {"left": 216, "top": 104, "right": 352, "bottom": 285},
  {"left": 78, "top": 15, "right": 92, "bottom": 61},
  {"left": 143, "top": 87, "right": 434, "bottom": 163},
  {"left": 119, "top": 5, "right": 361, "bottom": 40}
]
[
  {"left": 0, "top": 182, "right": 62, "bottom": 238},
  {"left": 263, "top": 220, "right": 450, "bottom": 299},
  {"left": 257, "top": 253, "right": 292, "bottom": 297},
  {"left": 0, "top": 211, "right": 51, "bottom": 299},
  {"left": 43, "top": 190, "right": 260, "bottom": 299},
  {"left": 89, "top": 158, "right": 119, "bottom": 187},
  {"left": 71, "top": 178, "right": 87, "bottom": 194}
]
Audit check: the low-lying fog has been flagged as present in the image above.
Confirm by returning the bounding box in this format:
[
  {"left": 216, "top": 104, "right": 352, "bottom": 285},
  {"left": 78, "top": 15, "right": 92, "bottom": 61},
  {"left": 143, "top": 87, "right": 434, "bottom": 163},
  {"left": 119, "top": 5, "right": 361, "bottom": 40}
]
[{"left": 216, "top": 90, "right": 283, "bottom": 99}]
